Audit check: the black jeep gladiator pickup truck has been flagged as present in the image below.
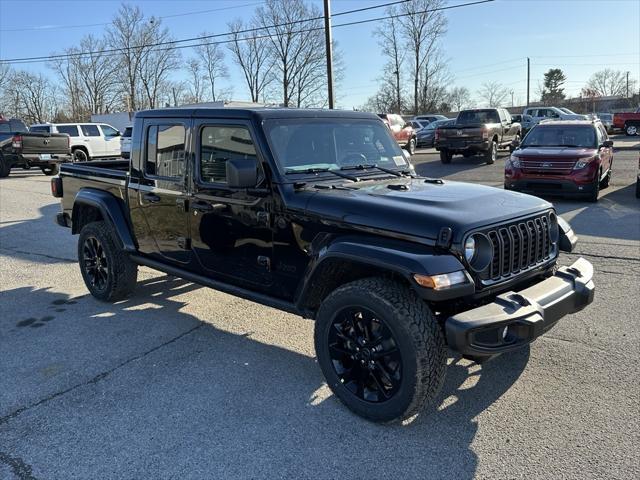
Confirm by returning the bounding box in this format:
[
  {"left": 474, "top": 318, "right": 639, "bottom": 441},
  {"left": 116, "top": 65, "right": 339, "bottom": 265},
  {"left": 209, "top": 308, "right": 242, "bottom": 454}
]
[
  {"left": 52, "top": 108, "right": 594, "bottom": 423},
  {"left": 435, "top": 108, "right": 521, "bottom": 165},
  {"left": 0, "top": 117, "right": 71, "bottom": 177}
]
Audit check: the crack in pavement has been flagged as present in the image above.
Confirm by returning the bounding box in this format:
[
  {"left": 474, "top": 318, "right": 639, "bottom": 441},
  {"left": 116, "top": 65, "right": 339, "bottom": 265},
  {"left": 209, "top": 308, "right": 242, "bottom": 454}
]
[
  {"left": 0, "top": 323, "right": 204, "bottom": 426},
  {"left": 0, "top": 247, "right": 75, "bottom": 263},
  {"left": 565, "top": 251, "right": 640, "bottom": 262},
  {"left": 0, "top": 451, "right": 38, "bottom": 480}
]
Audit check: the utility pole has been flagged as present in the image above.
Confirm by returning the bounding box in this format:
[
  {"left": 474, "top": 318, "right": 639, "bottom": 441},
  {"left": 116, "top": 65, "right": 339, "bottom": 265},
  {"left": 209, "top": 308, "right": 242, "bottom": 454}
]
[
  {"left": 626, "top": 71, "right": 630, "bottom": 98},
  {"left": 526, "top": 57, "right": 530, "bottom": 107},
  {"left": 323, "top": 0, "right": 334, "bottom": 109},
  {"left": 510, "top": 90, "right": 514, "bottom": 107},
  {"left": 394, "top": 70, "right": 400, "bottom": 114}
]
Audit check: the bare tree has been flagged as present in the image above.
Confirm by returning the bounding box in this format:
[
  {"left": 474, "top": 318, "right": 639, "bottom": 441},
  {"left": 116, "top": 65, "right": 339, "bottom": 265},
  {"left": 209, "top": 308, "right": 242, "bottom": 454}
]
[
  {"left": 185, "top": 59, "right": 204, "bottom": 104},
  {"left": 586, "top": 69, "right": 637, "bottom": 97},
  {"left": 399, "top": 0, "right": 447, "bottom": 114},
  {"left": 418, "top": 48, "right": 451, "bottom": 112},
  {"left": 374, "top": 6, "right": 405, "bottom": 113},
  {"left": 227, "top": 19, "right": 274, "bottom": 103},
  {"left": 478, "top": 81, "right": 509, "bottom": 107},
  {"left": 449, "top": 86, "right": 471, "bottom": 111},
  {"left": 255, "top": 0, "right": 330, "bottom": 107},
  {"left": 195, "top": 34, "right": 230, "bottom": 102},
  {"left": 5, "top": 71, "right": 57, "bottom": 123},
  {"left": 0, "top": 63, "right": 10, "bottom": 91}
]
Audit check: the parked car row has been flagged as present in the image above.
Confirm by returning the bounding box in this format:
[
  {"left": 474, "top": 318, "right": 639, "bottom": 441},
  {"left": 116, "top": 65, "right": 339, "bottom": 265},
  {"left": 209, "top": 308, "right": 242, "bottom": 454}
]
[{"left": 31, "top": 122, "right": 123, "bottom": 161}]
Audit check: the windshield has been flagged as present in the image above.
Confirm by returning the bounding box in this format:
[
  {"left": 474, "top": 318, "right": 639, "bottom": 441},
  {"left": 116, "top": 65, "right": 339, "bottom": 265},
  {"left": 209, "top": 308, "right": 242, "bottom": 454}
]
[
  {"left": 263, "top": 118, "right": 408, "bottom": 174},
  {"left": 521, "top": 125, "right": 596, "bottom": 148},
  {"left": 457, "top": 110, "right": 499, "bottom": 124},
  {"left": 598, "top": 114, "right": 612, "bottom": 121}
]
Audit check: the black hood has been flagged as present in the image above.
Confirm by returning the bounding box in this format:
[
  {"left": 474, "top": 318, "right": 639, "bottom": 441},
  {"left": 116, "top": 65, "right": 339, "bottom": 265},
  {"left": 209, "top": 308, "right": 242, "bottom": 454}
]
[{"left": 299, "top": 177, "right": 552, "bottom": 243}]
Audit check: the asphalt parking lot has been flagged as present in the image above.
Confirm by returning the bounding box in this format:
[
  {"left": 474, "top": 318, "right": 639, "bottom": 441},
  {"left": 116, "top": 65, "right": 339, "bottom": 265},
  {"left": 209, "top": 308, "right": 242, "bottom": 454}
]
[{"left": 1, "top": 136, "right": 639, "bottom": 479}]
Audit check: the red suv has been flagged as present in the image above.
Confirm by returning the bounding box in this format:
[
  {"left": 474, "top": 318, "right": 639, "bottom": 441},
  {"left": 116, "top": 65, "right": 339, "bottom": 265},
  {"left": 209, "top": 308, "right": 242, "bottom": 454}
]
[
  {"left": 505, "top": 120, "right": 613, "bottom": 202},
  {"left": 378, "top": 113, "right": 416, "bottom": 154}
]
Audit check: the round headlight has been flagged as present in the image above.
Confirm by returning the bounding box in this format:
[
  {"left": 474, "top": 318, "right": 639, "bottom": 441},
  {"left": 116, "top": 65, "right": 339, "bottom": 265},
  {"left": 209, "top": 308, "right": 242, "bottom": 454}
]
[{"left": 464, "top": 236, "right": 476, "bottom": 262}]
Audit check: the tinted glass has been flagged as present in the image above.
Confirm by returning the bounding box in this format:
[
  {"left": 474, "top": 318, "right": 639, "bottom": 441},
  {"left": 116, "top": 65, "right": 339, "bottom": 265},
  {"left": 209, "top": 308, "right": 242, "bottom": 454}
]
[
  {"left": 457, "top": 110, "right": 500, "bottom": 124},
  {"left": 81, "top": 125, "right": 100, "bottom": 137},
  {"left": 522, "top": 125, "right": 597, "bottom": 148},
  {"left": 123, "top": 127, "right": 133, "bottom": 137},
  {"left": 101, "top": 125, "right": 118, "bottom": 136},
  {"left": 29, "top": 125, "right": 50, "bottom": 133},
  {"left": 146, "top": 125, "right": 186, "bottom": 178},
  {"left": 0, "top": 123, "right": 10, "bottom": 133},
  {"left": 9, "top": 120, "right": 28, "bottom": 132},
  {"left": 199, "top": 126, "right": 257, "bottom": 184},
  {"left": 264, "top": 118, "right": 407, "bottom": 173},
  {"left": 57, "top": 125, "right": 79, "bottom": 137}
]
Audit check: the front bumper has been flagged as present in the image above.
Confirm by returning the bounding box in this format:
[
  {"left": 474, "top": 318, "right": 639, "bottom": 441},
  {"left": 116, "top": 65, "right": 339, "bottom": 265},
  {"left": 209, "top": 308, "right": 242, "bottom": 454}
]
[
  {"left": 445, "top": 257, "right": 594, "bottom": 357},
  {"left": 505, "top": 178, "right": 596, "bottom": 197}
]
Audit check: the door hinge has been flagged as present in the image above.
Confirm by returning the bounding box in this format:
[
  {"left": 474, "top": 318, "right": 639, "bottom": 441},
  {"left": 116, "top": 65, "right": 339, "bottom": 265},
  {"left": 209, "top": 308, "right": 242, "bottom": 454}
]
[
  {"left": 177, "top": 237, "right": 191, "bottom": 250},
  {"left": 257, "top": 255, "right": 271, "bottom": 271}
]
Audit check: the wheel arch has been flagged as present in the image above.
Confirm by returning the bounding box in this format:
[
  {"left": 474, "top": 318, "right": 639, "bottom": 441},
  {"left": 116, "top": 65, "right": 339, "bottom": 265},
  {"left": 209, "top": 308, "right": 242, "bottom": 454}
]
[
  {"left": 295, "top": 235, "right": 468, "bottom": 315},
  {"left": 72, "top": 145, "right": 91, "bottom": 158},
  {"left": 71, "top": 188, "right": 136, "bottom": 252}
]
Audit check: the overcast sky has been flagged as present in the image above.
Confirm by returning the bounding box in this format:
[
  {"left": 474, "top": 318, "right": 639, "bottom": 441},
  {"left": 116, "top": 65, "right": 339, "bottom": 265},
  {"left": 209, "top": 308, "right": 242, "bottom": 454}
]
[{"left": 1, "top": 0, "right": 638, "bottom": 109}]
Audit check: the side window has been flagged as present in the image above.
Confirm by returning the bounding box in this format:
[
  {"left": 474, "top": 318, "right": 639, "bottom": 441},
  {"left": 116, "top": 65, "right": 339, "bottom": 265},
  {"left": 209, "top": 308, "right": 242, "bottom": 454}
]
[
  {"left": 10, "top": 120, "right": 28, "bottom": 132},
  {"left": 599, "top": 125, "right": 608, "bottom": 141},
  {"left": 101, "top": 125, "right": 118, "bottom": 137},
  {"left": 526, "top": 109, "right": 536, "bottom": 117},
  {"left": 498, "top": 109, "right": 506, "bottom": 122},
  {"left": 199, "top": 125, "right": 257, "bottom": 184},
  {"left": 81, "top": 125, "right": 100, "bottom": 137},
  {"left": 57, "top": 125, "right": 79, "bottom": 137},
  {"left": 146, "top": 124, "right": 186, "bottom": 178}
]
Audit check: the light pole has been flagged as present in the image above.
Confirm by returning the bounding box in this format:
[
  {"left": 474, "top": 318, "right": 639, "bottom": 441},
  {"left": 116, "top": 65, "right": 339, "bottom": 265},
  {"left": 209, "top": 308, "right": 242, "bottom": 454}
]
[{"left": 323, "top": 0, "right": 334, "bottom": 109}]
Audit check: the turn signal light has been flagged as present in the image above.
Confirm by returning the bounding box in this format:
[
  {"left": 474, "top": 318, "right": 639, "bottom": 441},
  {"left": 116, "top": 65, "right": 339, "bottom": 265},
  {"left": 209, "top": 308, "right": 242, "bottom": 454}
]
[
  {"left": 12, "top": 135, "right": 22, "bottom": 149},
  {"left": 413, "top": 271, "right": 469, "bottom": 290}
]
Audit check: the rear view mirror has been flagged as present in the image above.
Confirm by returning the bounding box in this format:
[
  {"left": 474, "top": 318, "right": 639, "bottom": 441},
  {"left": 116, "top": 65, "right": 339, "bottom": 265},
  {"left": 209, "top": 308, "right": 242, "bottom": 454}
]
[{"left": 226, "top": 157, "right": 258, "bottom": 188}]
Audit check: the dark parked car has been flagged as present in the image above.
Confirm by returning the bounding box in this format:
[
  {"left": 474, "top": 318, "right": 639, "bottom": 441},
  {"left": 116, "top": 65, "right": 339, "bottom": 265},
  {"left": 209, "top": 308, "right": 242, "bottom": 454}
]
[
  {"left": 52, "top": 108, "right": 594, "bottom": 423},
  {"left": 414, "top": 114, "right": 448, "bottom": 123},
  {"left": 416, "top": 118, "right": 454, "bottom": 147},
  {"left": 435, "top": 108, "right": 521, "bottom": 164},
  {"left": 505, "top": 120, "right": 613, "bottom": 202},
  {"left": 0, "top": 117, "right": 71, "bottom": 177}
]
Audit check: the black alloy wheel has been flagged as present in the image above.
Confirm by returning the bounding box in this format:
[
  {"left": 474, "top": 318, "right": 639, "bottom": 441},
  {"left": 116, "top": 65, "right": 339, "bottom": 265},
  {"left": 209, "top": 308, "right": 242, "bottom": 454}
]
[
  {"left": 82, "top": 236, "right": 109, "bottom": 292},
  {"left": 328, "top": 307, "right": 402, "bottom": 403}
]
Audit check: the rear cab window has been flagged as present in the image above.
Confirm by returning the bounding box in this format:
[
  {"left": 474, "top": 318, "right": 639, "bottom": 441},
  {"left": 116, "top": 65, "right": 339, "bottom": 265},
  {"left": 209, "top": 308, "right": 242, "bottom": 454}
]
[
  {"left": 30, "top": 125, "right": 51, "bottom": 133},
  {"left": 458, "top": 110, "right": 500, "bottom": 124},
  {"left": 9, "top": 120, "right": 28, "bottom": 132},
  {"left": 145, "top": 124, "right": 186, "bottom": 179}
]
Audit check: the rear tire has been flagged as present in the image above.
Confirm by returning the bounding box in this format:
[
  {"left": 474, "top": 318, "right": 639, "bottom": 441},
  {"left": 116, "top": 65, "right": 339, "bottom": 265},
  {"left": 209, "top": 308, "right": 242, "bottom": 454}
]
[
  {"left": 41, "top": 164, "right": 59, "bottom": 176},
  {"left": 439, "top": 150, "right": 452, "bottom": 164},
  {"left": 314, "top": 277, "right": 446, "bottom": 423},
  {"left": 485, "top": 141, "right": 497, "bottom": 164},
  {"left": 78, "top": 221, "right": 138, "bottom": 302},
  {"left": 73, "top": 148, "right": 89, "bottom": 162},
  {"left": 0, "top": 154, "right": 11, "bottom": 178},
  {"left": 625, "top": 124, "right": 638, "bottom": 136}
]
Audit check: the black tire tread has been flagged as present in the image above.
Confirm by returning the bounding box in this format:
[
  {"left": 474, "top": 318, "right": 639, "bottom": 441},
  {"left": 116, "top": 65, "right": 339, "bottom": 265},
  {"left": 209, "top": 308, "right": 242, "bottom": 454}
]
[
  {"left": 0, "top": 154, "right": 11, "bottom": 178},
  {"left": 78, "top": 221, "right": 137, "bottom": 302},
  {"left": 315, "top": 277, "right": 446, "bottom": 422}
]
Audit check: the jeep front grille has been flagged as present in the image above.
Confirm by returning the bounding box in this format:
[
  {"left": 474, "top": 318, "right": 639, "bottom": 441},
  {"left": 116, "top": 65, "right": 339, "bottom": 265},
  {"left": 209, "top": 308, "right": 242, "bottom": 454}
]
[{"left": 478, "top": 213, "right": 555, "bottom": 283}]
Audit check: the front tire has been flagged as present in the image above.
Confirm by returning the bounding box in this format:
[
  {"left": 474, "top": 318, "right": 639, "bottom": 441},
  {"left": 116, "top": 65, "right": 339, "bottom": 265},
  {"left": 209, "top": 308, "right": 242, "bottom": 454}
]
[
  {"left": 439, "top": 150, "right": 452, "bottom": 164},
  {"left": 625, "top": 124, "right": 638, "bottom": 136},
  {"left": 405, "top": 138, "right": 416, "bottom": 155},
  {"left": 78, "top": 221, "right": 138, "bottom": 302},
  {"left": 314, "top": 277, "right": 446, "bottom": 423},
  {"left": 587, "top": 171, "right": 600, "bottom": 202},
  {"left": 0, "top": 154, "right": 11, "bottom": 178}
]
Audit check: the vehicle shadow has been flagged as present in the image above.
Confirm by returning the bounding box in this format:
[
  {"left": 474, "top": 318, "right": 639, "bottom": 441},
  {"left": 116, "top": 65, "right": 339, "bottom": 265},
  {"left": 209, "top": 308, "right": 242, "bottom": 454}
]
[
  {"left": 413, "top": 151, "right": 510, "bottom": 178},
  {"left": 0, "top": 275, "right": 530, "bottom": 479},
  {"left": 541, "top": 184, "right": 640, "bottom": 242},
  {"left": 0, "top": 202, "right": 75, "bottom": 263}
]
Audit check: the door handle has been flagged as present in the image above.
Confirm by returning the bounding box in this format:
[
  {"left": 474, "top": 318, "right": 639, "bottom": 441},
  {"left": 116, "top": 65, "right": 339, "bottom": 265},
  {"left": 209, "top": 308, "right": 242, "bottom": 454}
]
[{"left": 143, "top": 193, "right": 161, "bottom": 203}]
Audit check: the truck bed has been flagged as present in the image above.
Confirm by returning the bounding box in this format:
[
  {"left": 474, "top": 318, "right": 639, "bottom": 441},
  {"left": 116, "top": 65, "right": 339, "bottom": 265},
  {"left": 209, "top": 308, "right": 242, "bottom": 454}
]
[{"left": 60, "top": 159, "right": 130, "bottom": 181}]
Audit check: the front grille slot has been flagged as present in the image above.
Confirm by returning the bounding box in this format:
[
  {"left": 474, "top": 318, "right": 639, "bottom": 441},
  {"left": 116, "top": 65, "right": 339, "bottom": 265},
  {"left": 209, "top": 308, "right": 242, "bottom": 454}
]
[{"left": 481, "top": 213, "right": 554, "bottom": 282}]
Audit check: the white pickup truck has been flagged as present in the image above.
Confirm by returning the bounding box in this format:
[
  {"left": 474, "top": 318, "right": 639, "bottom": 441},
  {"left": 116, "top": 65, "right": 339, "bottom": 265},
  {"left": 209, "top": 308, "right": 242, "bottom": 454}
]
[{"left": 30, "top": 123, "right": 121, "bottom": 161}]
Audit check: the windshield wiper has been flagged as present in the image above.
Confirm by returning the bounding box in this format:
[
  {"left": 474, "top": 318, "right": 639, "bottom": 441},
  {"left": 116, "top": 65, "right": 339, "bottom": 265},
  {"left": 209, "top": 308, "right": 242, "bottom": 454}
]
[
  {"left": 284, "top": 167, "right": 359, "bottom": 182},
  {"left": 339, "top": 164, "right": 407, "bottom": 177}
]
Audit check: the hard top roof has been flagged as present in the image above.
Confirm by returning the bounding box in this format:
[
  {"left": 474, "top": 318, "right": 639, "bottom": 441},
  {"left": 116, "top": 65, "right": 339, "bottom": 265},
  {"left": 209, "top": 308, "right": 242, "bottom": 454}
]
[{"left": 135, "top": 107, "right": 378, "bottom": 121}]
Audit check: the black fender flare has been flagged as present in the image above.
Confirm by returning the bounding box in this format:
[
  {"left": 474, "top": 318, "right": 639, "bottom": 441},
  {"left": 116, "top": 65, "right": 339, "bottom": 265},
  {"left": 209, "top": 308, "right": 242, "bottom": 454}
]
[
  {"left": 296, "top": 235, "right": 472, "bottom": 309},
  {"left": 72, "top": 188, "right": 136, "bottom": 252}
]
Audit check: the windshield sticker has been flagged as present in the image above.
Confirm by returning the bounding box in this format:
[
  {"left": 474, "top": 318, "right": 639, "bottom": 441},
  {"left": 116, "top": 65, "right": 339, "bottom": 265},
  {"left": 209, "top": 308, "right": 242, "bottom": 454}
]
[{"left": 392, "top": 156, "right": 406, "bottom": 166}]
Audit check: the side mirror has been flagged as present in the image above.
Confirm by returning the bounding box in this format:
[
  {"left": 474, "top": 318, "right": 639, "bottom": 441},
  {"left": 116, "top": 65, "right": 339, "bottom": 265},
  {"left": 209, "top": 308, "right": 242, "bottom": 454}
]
[
  {"left": 512, "top": 138, "right": 521, "bottom": 149},
  {"left": 226, "top": 157, "right": 258, "bottom": 188},
  {"left": 601, "top": 140, "right": 613, "bottom": 148}
]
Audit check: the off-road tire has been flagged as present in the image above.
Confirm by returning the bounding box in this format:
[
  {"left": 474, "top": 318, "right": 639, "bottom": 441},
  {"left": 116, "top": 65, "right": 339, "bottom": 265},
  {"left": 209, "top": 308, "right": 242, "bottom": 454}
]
[
  {"left": 439, "top": 150, "right": 452, "bottom": 164},
  {"left": 78, "top": 221, "right": 138, "bottom": 302},
  {"left": 314, "top": 277, "right": 446, "bottom": 423},
  {"left": 0, "top": 154, "right": 11, "bottom": 178},
  {"left": 41, "top": 164, "right": 59, "bottom": 176},
  {"left": 485, "top": 141, "right": 497, "bottom": 164}
]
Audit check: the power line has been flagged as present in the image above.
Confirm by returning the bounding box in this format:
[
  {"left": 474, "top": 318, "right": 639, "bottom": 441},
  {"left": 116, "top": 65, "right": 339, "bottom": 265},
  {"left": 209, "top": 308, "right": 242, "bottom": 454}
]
[
  {"left": 0, "top": 2, "right": 264, "bottom": 33},
  {"left": 0, "top": 0, "right": 495, "bottom": 65}
]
